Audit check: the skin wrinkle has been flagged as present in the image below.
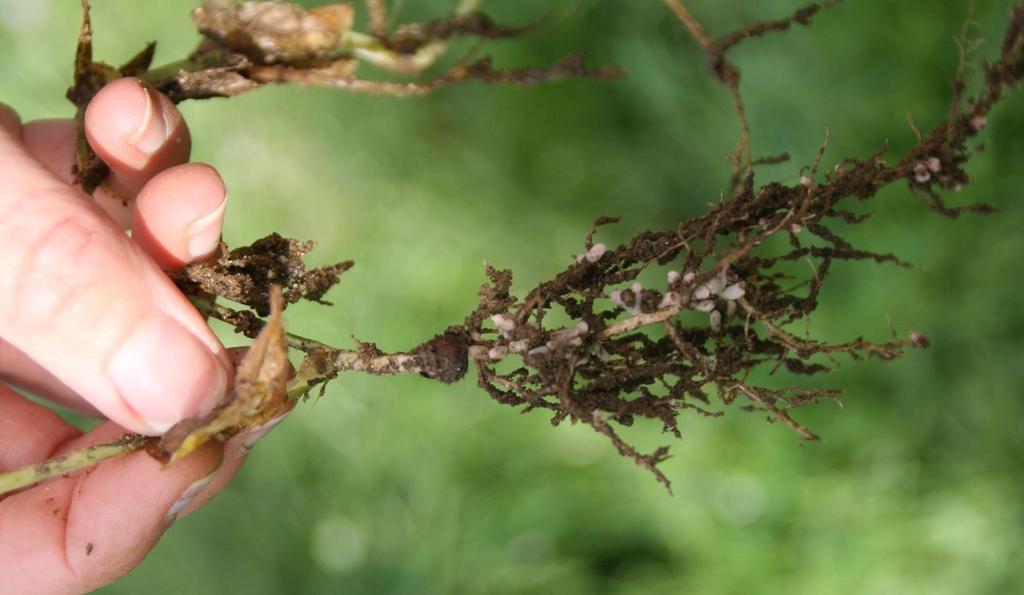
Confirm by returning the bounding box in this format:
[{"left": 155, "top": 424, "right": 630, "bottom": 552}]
[
  {"left": 0, "top": 143, "right": 56, "bottom": 190},
  {"left": 20, "top": 120, "right": 75, "bottom": 183},
  {"left": 0, "top": 339, "right": 99, "bottom": 415},
  {"left": 4, "top": 405, "right": 81, "bottom": 585},
  {"left": 5, "top": 402, "right": 83, "bottom": 511},
  {"left": 0, "top": 167, "right": 129, "bottom": 411},
  {"left": 13, "top": 215, "right": 105, "bottom": 331},
  {"left": 0, "top": 472, "right": 76, "bottom": 593},
  {"left": 0, "top": 503, "right": 8, "bottom": 577},
  {"left": 1, "top": 215, "right": 154, "bottom": 433},
  {"left": 0, "top": 386, "right": 81, "bottom": 469},
  {"left": 1, "top": 120, "right": 230, "bottom": 431},
  {"left": 59, "top": 474, "right": 85, "bottom": 584},
  {"left": 0, "top": 186, "right": 104, "bottom": 325},
  {"left": 22, "top": 119, "right": 134, "bottom": 227},
  {"left": 0, "top": 192, "right": 198, "bottom": 433}
]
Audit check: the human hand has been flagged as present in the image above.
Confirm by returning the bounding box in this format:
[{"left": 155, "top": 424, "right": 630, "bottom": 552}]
[{"left": 0, "top": 79, "right": 269, "bottom": 593}]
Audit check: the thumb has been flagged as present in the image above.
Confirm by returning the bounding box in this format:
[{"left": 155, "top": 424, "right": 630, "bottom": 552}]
[{"left": 0, "top": 104, "right": 230, "bottom": 434}]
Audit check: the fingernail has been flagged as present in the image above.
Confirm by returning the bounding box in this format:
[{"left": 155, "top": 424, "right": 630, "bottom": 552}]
[
  {"left": 186, "top": 197, "right": 227, "bottom": 261},
  {"left": 108, "top": 317, "right": 228, "bottom": 434},
  {"left": 164, "top": 468, "right": 218, "bottom": 525},
  {"left": 242, "top": 413, "right": 289, "bottom": 449},
  {"left": 126, "top": 83, "right": 171, "bottom": 156}
]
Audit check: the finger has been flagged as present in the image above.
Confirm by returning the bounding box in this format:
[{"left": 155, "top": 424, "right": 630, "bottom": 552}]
[
  {"left": 84, "top": 78, "right": 191, "bottom": 198},
  {"left": 0, "top": 411, "right": 222, "bottom": 595},
  {"left": 132, "top": 163, "right": 228, "bottom": 271},
  {"left": 20, "top": 119, "right": 75, "bottom": 182},
  {"left": 85, "top": 79, "right": 191, "bottom": 231},
  {"left": 0, "top": 340, "right": 100, "bottom": 416},
  {"left": 0, "top": 105, "right": 231, "bottom": 435},
  {"left": 12, "top": 118, "right": 205, "bottom": 415},
  {"left": 21, "top": 118, "right": 133, "bottom": 228},
  {"left": 0, "top": 109, "right": 88, "bottom": 413},
  {"left": 1, "top": 147, "right": 233, "bottom": 413},
  {"left": 0, "top": 383, "right": 81, "bottom": 471},
  {"left": 0, "top": 101, "right": 23, "bottom": 140},
  {"left": 20, "top": 81, "right": 193, "bottom": 233}
]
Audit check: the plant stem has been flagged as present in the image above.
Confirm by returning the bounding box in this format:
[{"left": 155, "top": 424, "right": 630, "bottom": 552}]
[
  {"left": 0, "top": 434, "right": 152, "bottom": 497},
  {"left": 664, "top": 0, "right": 712, "bottom": 49}
]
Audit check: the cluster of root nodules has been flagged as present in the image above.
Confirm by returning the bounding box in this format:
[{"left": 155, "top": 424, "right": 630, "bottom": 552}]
[
  {"left": 457, "top": 5, "right": 1024, "bottom": 490},
  {"left": 461, "top": 215, "right": 912, "bottom": 492},
  {"left": 463, "top": 204, "right": 927, "bottom": 491}
]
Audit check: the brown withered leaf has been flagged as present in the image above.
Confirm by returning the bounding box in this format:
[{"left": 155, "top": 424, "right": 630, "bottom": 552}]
[
  {"left": 174, "top": 233, "right": 354, "bottom": 315},
  {"left": 68, "top": 0, "right": 117, "bottom": 191},
  {"left": 67, "top": 1, "right": 158, "bottom": 192},
  {"left": 193, "top": 0, "right": 354, "bottom": 65},
  {"left": 159, "top": 287, "right": 291, "bottom": 462},
  {"left": 67, "top": 0, "right": 119, "bottom": 107}
]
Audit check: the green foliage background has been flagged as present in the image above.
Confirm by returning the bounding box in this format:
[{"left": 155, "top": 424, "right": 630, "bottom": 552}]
[{"left": 3, "top": 1, "right": 1023, "bottom": 593}]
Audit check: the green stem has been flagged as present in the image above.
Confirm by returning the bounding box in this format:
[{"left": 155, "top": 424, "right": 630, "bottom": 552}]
[
  {"left": 0, "top": 434, "right": 152, "bottom": 497},
  {"left": 137, "top": 57, "right": 205, "bottom": 85}
]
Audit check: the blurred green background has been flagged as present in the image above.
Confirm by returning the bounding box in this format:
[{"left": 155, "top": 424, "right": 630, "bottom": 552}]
[{"left": 3, "top": 1, "right": 1024, "bottom": 593}]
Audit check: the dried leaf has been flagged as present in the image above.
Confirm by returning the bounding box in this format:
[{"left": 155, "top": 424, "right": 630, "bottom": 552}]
[
  {"left": 66, "top": 0, "right": 119, "bottom": 107},
  {"left": 234, "top": 285, "right": 290, "bottom": 414},
  {"left": 174, "top": 233, "right": 353, "bottom": 315},
  {"left": 193, "top": 0, "right": 354, "bottom": 64},
  {"left": 118, "top": 42, "right": 157, "bottom": 78},
  {"left": 159, "top": 287, "right": 291, "bottom": 462},
  {"left": 67, "top": 0, "right": 120, "bottom": 191}
]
